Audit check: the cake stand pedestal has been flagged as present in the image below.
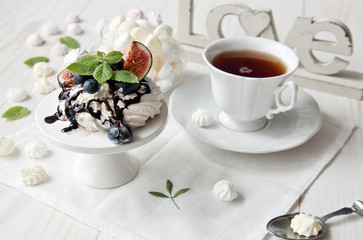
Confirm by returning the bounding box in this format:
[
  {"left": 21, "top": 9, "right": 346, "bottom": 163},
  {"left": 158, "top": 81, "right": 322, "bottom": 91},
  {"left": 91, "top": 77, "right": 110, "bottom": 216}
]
[{"left": 35, "top": 90, "right": 168, "bottom": 189}]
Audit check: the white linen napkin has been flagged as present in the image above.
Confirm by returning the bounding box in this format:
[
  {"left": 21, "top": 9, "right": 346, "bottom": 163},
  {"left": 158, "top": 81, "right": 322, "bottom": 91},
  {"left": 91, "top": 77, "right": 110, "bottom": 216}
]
[{"left": 0, "top": 115, "right": 354, "bottom": 240}]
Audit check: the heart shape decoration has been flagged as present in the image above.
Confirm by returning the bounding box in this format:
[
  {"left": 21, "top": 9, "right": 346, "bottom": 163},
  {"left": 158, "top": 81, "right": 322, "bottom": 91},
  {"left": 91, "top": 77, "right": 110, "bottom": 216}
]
[{"left": 239, "top": 10, "right": 271, "bottom": 36}]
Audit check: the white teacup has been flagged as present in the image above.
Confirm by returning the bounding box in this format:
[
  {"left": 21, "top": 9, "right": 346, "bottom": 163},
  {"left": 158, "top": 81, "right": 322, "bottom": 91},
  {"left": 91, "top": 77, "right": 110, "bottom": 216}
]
[{"left": 202, "top": 37, "right": 299, "bottom": 132}]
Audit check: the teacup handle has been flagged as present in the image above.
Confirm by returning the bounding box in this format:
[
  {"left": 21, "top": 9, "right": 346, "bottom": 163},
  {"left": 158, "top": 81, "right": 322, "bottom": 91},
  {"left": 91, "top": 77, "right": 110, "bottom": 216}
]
[{"left": 266, "top": 81, "right": 298, "bottom": 119}]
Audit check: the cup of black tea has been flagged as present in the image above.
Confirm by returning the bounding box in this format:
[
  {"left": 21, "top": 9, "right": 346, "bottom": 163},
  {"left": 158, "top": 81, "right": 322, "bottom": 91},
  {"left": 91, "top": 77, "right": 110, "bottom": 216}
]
[{"left": 202, "top": 37, "right": 299, "bottom": 132}]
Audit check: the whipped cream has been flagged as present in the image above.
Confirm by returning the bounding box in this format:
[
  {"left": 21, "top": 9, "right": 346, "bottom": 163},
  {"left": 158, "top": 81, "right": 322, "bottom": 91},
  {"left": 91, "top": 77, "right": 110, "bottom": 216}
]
[
  {"left": 63, "top": 48, "right": 88, "bottom": 68},
  {"left": 213, "top": 180, "right": 238, "bottom": 201},
  {"left": 7, "top": 87, "right": 28, "bottom": 102},
  {"left": 0, "top": 137, "right": 16, "bottom": 157},
  {"left": 33, "top": 77, "right": 56, "bottom": 94},
  {"left": 65, "top": 13, "right": 81, "bottom": 24},
  {"left": 192, "top": 108, "right": 214, "bottom": 127},
  {"left": 26, "top": 34, "right": 45, "bottom": 47},
  {"left": 33, "top": 62, "right": 54, "bottom": 77},
  {"left": 290, "top": 213, "right": 322, "bottom": 237},
  {"left": 41, "top": 22, "right": 60, "bottom": 35},
  {"left": 21, "top": 164, "right": 47, "bottom": 186},
  {"left": 25, "top": 140, "right": 48, "bottom": 159},
  {"left": 51, "top": 43, "right": 69, "bottom": 56},
  {"left": 67, "top": 23, "right": 83, "bottom": 35}
]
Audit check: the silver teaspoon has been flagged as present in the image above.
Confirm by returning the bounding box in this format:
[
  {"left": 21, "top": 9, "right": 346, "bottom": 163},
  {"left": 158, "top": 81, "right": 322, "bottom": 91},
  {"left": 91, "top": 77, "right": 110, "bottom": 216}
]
[{"left": 266, "top": 199, "right": 363, "bottom": 239}]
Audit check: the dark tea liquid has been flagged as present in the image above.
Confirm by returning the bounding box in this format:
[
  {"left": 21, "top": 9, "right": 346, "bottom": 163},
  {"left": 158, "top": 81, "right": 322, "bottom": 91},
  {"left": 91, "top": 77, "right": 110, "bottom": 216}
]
[{"left": 211, "top": 50, "right": 286, "bottom": 78}]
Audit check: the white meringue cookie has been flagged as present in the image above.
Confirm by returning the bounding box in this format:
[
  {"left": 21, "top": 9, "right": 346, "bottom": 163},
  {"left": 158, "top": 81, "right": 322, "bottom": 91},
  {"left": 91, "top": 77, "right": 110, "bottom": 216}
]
[
  {"left": 0, "top": 137, "right": 15, "bottom": 157},
  {"left": 63, "top": 48, "right": 89, "bottom": 68},
  {"left": 145, "top": 34, "right": 162, "bottom": 56},
  {"left": 113, "top": 33, "right": 132, "bottom": 52},
  {"left": 33, "top": 62, "right": 54, "bottom": 77},
  {"left": 147, "top": 11, "right": 163, "bottom": 28},
  {"left": 26, "top": 34, "right": 45, "bottom": 47},
  {"left": 118, "top": 21, "right": 139, "bottom": 35},
  {"left": 291, "top": 213, "right": 322, "bottom": 237},
  {"left": 126, "top": 8, "right": 145, "bottom": 21},
  {"left": 135, "top": 19, "right": 151, "bottom": 29},
  {"left": 41, "top": 22, "right": 60, "bottom": 35},
  {"left": 51, "top": 43, "right": 69, "bottom": 56},
  {"left": 192, "top": 108, "right": 214, "bottom": 127},
  {"left": 33, "top": 77, "right": 55, "bottom": 94},
  {"left": 109, "top": 15, "right": 126, "bottom": 32},
  {"left": 25, "top": 140, "right": 48, "bottom": 159},
  {"left": 65, "top": 13, "right": 81, "bottom": 24},
  {"left": 7, "top": 87, "right": 28, "bottom": 102},
  {"left": 130, "top": 26, "right": 150, "bottom": 42},
  {"left": 213, "top": 180, "right": 238, "bottom": 201},
  {"left": 21, "top": 164, "right": 47, "bottom": 186},
  {"left": 67, "top": 23, "right": 83, "bottom": 35},
  {"left": 153, "top": 23, "right": 173, "bottom": 41}
]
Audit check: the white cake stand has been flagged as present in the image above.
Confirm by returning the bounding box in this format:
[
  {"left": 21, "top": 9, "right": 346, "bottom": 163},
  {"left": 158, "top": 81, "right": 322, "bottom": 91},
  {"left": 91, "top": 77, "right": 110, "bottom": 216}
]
[{"left": 35, "top": 90, "right": 168, "bottom": 189}]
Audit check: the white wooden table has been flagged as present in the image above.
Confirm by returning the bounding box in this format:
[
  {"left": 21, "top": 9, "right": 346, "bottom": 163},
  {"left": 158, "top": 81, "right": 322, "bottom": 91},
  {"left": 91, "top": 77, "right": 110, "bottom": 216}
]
[{"left": 0, "top": 0, "right": 362, "bottom": 239}]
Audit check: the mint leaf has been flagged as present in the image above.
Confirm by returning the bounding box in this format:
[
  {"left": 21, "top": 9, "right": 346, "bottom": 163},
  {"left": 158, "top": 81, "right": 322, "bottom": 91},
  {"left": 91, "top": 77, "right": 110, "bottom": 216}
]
[
  {"left": 80, "top": 55, "right": 101, "bottom": 67},
  {"left": 60, "top": 36, "right": 80, "bottom": 49},
  {"left": 149, "top": 192, "right": 169, "bottom": 198},
  {"left": 67, "top": 62, "right": 94, "bottom": 75},
  {"left": 173, "top": 188, "right": 190, "bottom": 198},
  {"left": 93, "top": 63, "right": 113, "bottom": 83},
  {"left": 166, "top": 180, "right": 173, "bottom": 194},
  {"left": 24, "top": 56, "right": 49, "bottom": 67},
  {"left": 104, "top": 51, "right": 123, "bottom": 64},
  {"left": 97, "top": 51, "right": 104, "bottom": 58},
  {"left": 111, "top": 70, "right": 138, "bottom": 83},
  {"left": 2, "top": 106, "right": 29, "bottom": 120}
]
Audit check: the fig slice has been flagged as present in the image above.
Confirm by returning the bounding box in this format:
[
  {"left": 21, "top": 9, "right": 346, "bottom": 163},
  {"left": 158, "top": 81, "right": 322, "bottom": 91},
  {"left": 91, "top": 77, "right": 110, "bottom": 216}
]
[
  {"left": 58, "top": 69, "right": 74, "bottom": 88},
  {"left": 122, "top": 41, "right": 153, "bottom": 80}
]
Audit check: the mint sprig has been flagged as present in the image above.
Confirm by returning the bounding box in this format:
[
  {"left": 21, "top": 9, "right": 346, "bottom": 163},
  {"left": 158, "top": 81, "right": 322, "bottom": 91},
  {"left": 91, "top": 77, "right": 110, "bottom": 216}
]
[
  {"left": 149, "top": 180, "right": 190, "bottom": 210},
  {"left": 66, "top": 51, "right": 139, "bottom": 84}
]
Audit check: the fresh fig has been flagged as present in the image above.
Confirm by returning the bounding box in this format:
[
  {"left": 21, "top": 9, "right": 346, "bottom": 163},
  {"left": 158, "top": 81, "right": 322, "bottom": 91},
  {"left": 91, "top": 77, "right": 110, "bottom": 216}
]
[
  {"left": 58, "top": 69, "right": 74, "bottom": 88},
  {"left": 122, "top": 41, "right": 152, "bottom": 80}
]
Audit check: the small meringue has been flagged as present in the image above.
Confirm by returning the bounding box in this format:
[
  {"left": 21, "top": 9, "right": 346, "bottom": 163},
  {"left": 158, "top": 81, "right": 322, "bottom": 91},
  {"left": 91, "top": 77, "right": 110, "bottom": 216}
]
[
  {"left": 26, "top": 34, "right": 45, "bottom": 47},
  {"left": 41, "top": 22, "right": 60, "bottom": 35},
  {"left": 108, "top": 15, "right": 126, "bottom": 32},
  {"left": 21, "top": 164, "right": 47, "bottom": 186},
  {"left": 0, "top": 137, "right": 16, "bottom": 157},
  {"left": 33, "top": 77, "right": 55, "bottom": 94},
  {"left": 145, "top": 34, "right": 162, "bottom": 56},
  {"left": 192, "top": 108, "right": 214, "bottom": 127},
  {"left": 63, "top": 48, "right": 88, "bottom": 68},
  {"left": 213, "top": 180, "right": 238, "bottom": 201},
  {"left": 66, "top": 23, "right": 83, "bottom": 35},
  {"left": 126, "top": 8, "right": 145, "bottom": 21},
  {"left": 33, "top": 62, "right": 53, "bottom": 77},
  {"left": 51, "top": 43, "right": 69, "bottom": 56},
  {"left": 147, "top": 11, "right": 163, "bottom": 28},
  {"left": 135, "top": 19, "right": 151, "bottom": 29},
  {"left": 291, "top": 213, "right": 322, "bottom": 237},
  {"left": 118, "top": 20, "right": 139, "bottom": 35},
  {"left": 154, "top": 23, "right": 173, "bottom": 41},
  {"left": 113, "top": 33, "right": 132, "bottom": 52},
  {"left": 25, "top": 140, "right": 48, "bottom": 159},
  {"left": 130, "top": 26, "right": 150, "bottom": 42},
  {"left": 7, "top": 87, "right": 28, "bottom": 102},
  {"left": 65, "top": 13, "right": 81, "bottom": 24}
]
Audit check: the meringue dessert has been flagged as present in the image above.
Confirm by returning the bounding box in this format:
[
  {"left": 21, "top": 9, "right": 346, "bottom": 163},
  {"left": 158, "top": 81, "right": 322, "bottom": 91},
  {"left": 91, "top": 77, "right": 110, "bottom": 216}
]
[
  {"left": 21, "top": 164, "right": 47, "bottom": 186},
  {"left": 213, "top": 180, "right": 238, "bottom": 201},
  {"left": 45, "top": 41, "right": 163, "bottom": 144},
  {"left": 290, "top": 213, "right": 322, "bottom": 237}
]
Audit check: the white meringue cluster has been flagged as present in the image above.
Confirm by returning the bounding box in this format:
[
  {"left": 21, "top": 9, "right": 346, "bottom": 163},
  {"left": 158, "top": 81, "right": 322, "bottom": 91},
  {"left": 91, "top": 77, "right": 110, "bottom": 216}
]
[
  {"left": 290, "top": 213, "right": 322, "bottom": 237},
  {"left": 21, "top": 164, "right": 47, "bottom": 186},
  {"left": 192, "top": 108, "right": 214, "bottom": 127},
  {"left": 213, "top": 180, "right": 238, "bottom": 201},
  {"left": 25, "top": 140, "right": 48, "bottom": 159},
  {"left": 0, "top": 137, "right": 16, "bottom": 157},
  {"left": 100, "top": 8, "right": 185, "bottom": 92}
]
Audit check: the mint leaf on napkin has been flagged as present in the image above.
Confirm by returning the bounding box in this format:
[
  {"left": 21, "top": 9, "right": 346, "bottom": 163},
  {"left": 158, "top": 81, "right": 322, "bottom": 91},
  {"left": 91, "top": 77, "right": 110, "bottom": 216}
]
[
  {"left": 24, "top": 56, "right": 49, "bottom": 67},
  {"left": 149, "top": 179, "right": 190, "bottom": 210},
  {"left": 60, "top": 36, "right": 80, "bottom": 49},
  {"left": 2, "top": 106, "right": 29, "bottom": 120}
]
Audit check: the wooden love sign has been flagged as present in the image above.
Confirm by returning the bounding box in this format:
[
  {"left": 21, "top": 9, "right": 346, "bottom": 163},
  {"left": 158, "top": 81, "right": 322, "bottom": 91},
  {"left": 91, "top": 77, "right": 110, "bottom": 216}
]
[{"left": 178, "top": 1, "right": 353, "bottom": 75}]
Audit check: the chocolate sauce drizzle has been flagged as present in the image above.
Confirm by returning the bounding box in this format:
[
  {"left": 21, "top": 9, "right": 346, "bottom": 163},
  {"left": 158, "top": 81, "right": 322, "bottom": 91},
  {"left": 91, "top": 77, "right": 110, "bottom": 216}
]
[{"left": 44, "top": 78, "right": 151, "bottom": 136}]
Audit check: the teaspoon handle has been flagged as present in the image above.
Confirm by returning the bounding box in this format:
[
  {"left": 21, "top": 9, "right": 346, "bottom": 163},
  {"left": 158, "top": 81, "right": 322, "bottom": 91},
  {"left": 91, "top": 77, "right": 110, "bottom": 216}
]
[{"left": 320, "top": 207, "right": 354, "bottom": 223}]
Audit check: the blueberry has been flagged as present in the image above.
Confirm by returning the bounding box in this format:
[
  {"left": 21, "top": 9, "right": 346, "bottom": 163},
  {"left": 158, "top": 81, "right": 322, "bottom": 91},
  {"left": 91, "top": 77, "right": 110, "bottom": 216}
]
[
  {"left": 107, "top": 123, "right": 133, "bottom": 144},
  {"left": 110, "top": 59, "right": 125, "bottom": 71},
  {"left": 83, "top": 79, "right": 99, "bottom": 94},
  {"left": 115, "top": 82, "right": 140, "bottom": 95},
  {"left": 74, "top": 74, "right": 92, "bottom": 85}
]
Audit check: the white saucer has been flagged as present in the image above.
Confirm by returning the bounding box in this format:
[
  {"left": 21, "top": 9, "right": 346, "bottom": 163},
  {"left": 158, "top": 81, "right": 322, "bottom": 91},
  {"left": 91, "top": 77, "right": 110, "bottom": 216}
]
[{"left": 169, "top": 75, "right": 322, "bottom": 153}]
